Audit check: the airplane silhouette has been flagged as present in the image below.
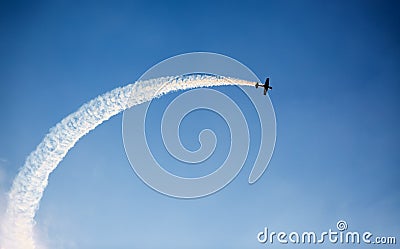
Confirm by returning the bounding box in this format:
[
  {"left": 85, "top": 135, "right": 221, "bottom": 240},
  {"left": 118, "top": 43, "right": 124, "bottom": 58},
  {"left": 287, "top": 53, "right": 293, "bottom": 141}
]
[{"left": 255, "top": 78, "right": 272, "bottom": 95}]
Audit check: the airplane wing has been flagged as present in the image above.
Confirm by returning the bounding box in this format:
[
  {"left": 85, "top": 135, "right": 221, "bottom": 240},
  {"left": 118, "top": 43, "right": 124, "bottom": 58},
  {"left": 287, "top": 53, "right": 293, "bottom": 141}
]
[{"left": 265, "top": 78, "right": 269, "bottom": 86}]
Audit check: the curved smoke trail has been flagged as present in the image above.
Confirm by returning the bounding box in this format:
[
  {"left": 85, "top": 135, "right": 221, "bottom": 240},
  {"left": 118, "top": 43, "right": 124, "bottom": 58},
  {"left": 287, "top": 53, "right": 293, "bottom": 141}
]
[{"left": 1, "top": 74, "right": 255, "bottom": 249}]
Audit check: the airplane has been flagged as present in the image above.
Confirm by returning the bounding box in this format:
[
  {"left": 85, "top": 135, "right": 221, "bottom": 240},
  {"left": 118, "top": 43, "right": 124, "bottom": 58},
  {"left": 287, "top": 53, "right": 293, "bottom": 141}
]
[{"left": 255, "top": 78, "right": 272, "bottom": 95}]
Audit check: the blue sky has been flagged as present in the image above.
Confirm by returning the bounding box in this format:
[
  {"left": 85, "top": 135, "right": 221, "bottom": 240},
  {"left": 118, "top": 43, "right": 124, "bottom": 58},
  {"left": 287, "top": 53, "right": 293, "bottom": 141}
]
[{"left": 0, "top": 0, "right": 399, "bottom": 248}]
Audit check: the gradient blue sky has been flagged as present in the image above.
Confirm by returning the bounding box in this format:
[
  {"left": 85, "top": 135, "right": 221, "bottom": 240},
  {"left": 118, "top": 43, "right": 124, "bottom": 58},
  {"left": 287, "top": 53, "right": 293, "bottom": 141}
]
[{"left": 0, "top": 1, "right": 399, "bottom": 248}]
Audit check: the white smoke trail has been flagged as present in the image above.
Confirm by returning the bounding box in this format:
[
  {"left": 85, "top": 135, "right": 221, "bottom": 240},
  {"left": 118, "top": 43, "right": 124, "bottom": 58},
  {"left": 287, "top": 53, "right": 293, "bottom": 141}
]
[{"left": 1, "top": 74, "right": 255, "bottom": 249}]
